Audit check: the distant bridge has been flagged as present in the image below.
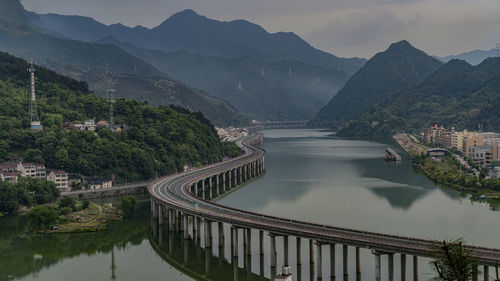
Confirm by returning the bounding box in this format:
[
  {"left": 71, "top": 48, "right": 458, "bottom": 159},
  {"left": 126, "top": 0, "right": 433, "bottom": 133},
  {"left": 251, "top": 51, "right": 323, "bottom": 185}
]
[
  {"left": 251, "top": 120, "right": 309, "bottom": 129},
  {"left": 148, "top": 132, "right": 500, "bottom": 281}
]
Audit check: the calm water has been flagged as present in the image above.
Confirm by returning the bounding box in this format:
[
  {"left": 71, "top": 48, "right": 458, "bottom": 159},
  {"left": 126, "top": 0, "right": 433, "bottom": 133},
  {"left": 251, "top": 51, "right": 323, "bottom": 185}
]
[{"left": 1, "top": 129, "right": 499, "bottom": 281}]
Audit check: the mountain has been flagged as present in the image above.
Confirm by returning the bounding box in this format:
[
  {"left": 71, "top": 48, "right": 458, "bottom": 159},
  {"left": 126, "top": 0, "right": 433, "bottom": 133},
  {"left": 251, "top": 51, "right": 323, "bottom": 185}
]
[
  {"left": 26, "top": 9, "right": 366, "bottom": 75},
  {"left": 377, "top": 57, "right": 500, "bottom": 131},
  {"left": 440, "top": 48, "right": 498, "bottom": 65},
  {"left": 315, "top": 40, "right": 443, "bottom": 123},
  {"left": 0, "top": 0, "right": 247, "bottom": 127},
  {"left": 95, "top": 36, "right": 349, "bottom": 120},
  {"left": 338, "top": 57, "right": 500, "bottom": 137}
]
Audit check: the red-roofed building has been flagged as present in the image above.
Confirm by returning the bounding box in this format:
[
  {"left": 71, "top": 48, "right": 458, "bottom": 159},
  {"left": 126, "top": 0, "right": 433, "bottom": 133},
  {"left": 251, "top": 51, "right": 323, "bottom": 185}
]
[
  {"left": 0, "top": 171, "right": 20, "bottom": 184},
  {"left": 17, "top": 163, "right": 46, "bottom": 179}
]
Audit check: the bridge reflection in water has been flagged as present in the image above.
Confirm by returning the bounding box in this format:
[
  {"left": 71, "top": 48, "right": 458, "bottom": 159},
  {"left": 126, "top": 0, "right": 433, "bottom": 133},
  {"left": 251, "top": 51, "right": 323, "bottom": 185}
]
[{"left": 150, "top": 217, "right": 327, "bottom": 281}]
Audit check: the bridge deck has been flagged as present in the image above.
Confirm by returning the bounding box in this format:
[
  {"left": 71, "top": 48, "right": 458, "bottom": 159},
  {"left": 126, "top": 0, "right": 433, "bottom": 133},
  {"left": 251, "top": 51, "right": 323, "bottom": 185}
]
[{"left": 149, "top": 134, "right": 500, "bottom": 266}]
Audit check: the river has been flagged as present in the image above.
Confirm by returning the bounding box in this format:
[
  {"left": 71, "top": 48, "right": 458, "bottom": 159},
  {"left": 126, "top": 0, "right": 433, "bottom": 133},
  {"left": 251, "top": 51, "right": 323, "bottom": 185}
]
[{"left": 1, "top": 129, "right": 499, "bottom": 281}]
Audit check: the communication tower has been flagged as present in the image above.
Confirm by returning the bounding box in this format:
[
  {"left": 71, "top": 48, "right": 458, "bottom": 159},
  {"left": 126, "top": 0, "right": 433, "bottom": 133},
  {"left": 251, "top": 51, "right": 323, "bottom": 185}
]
[
  {"left": 106, "top": 73, "right": 115, "bottom": 129},
  {"left": 27, "top": 62, "right": 42, "bottom": 130}
]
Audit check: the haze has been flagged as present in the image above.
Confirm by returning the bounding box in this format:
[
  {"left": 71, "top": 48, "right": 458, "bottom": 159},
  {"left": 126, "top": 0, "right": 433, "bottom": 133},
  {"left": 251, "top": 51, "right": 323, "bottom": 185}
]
[{"left": 21, "top": 0, "right": 500, "bottom": 59}]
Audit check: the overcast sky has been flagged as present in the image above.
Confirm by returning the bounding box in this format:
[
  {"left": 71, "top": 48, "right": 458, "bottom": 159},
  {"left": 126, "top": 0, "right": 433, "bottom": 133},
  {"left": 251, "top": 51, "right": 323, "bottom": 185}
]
[{"left": 21, "top": 0, "right": 500, "bottom": 59}]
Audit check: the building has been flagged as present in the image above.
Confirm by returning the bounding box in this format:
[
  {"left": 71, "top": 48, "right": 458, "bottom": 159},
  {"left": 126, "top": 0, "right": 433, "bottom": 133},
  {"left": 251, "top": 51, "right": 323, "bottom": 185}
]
[
  {"left": 435, "top": 128, "right": 454, "bottom": 148},
  {"left": 463, "top": 136, "right": 485, "bottom": 155},
  {"left": 87, "top": 177, "right": 113, "bottom": 190},
  {"left": 46, "top": 170, "right": 69, "bottom": 191},
  {"left": 274, "top": 267, "right": 292, "bottom": 281},
  {"left": 75, "top": 119, "right": 96, "bottom": 131},
  {"left": 17, "top": 163, "right": 46, "bottom": 179},
  {"left": 0, "top": 172, "right": 19, "bottom": 184},
  {"left": 0, "top": 163, "right": 18, "bottom": 173},
  {"left": 468, "top": 146, "right": 493, "bottom": 167},
  {"left": 489, "top": 161, "right": 500, "bottom": 179},
  {"left": 96, "top": 120, "right": 109, "bottom": 127},
  {"left": 427, "top": 148, "right": 448, "bottom": 157}
]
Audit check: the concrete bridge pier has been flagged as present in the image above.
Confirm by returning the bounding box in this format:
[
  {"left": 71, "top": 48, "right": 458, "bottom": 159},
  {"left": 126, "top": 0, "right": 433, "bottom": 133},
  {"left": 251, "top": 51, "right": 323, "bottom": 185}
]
[
  {"left": 283, "top": 235, "right": 289, "bottom": 266},
  {"left": 343, "top": 245, "right": 348, "bottom": 278},
  {"left": 310, "top": 239, "right": 315, "bottom": 265},
  {"left": 204, "top": 220, "right": 212, "bottom": 248},
  {"left": 330, "top": 244, "right": 336, "bottom": 279},
  {"left": 483, "top": 266, "right": 489, "bottom": 281},
  {"left": 270, "top": 233, "right": 277, "bottom": 268},
  {"left": 374, "top": 251, "right": 381, "bottom": 281},
  {"left": 400, "top": 254, "right": 406, "bottom": 281},
  {"left": 356, "top": 247, "right": 361, "bottom": 276},
  {"left": 316, "top": 242, "right": 323, "bottom": 280},
  {"left": 297, "top": 237, "right": 302, "bottom": 265},
  {"left": 388, "top": 253, "right": 394, "bottom": 281},
  {"left": 157, "top": 204, "right": 164, "bottom": 225},
  {"left": 232, "top": 227, "right": 239, "bottom": 257},
  {"left": 413, "top": 256, "right": 419, "bottom": 281},
  {"left": 168, "top": 208, "right": 174, "bottom": 232},
  {"left": 245, "top": 228, "right": 252, "bottom": 257},
  {"left": 218, "top": 222, "right": 224, "bottom": 248},
  {"left": 201, "top": 180, "right": 206, "bottom": 199},
  {"left": 259, "top": 230, "right": 264, "bottom": 255},
  {"left": 183, "top": 214, "right": 189, "bottom": 240}
]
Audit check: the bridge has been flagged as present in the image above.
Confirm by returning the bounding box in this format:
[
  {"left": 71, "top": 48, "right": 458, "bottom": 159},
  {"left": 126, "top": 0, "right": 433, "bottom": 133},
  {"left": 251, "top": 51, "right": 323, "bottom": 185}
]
[
  {"left": 251, "top": 120, "right": 309, "bottom": 129},
  {"left": 148, "top": 132, "right": 500, "bottom": 281}
]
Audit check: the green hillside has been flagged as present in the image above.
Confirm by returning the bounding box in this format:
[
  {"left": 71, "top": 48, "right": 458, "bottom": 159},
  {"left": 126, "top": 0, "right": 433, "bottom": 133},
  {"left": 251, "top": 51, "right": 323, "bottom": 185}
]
[
  {"left": 316, "top": 40, "right": 443, "bottom": 123},
  {"left": 0, "top": 52, "right": 239, "bottom": 182},
  {"left": 338, "top": 57, "right": 500, "bottom": 137}
]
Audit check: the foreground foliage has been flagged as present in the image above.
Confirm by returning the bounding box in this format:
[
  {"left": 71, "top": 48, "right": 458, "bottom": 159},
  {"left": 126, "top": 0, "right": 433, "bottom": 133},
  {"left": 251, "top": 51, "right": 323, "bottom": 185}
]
[{"left": 430, "top": 239, "right": 479, "bottom": 281}]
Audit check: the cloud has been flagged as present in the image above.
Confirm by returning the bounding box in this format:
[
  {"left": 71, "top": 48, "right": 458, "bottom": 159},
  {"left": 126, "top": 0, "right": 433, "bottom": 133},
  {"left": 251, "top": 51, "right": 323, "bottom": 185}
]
[
  {"left": 303, "top": 9, "right": 427, "bottom": 58},
  {"left": 20, "top": 0, "right": 500, "bottom": 58}
]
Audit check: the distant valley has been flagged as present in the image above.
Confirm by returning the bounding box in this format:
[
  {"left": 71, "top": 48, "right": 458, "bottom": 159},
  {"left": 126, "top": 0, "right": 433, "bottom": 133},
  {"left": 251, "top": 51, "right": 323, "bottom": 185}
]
[{"left": 25, "top": 9, "right": 365, "bottom": 121}]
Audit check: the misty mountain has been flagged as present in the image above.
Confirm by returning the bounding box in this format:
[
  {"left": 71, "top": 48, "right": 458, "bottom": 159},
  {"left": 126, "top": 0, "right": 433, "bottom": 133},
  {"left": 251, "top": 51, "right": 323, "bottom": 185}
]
[
  {"left": 338, "top": 57, "right": 500, "bottom": 137},
  {"left": 377, "top": 57, "right": 500, "bottom": 130},
  {"left": 0, "top": 0, "right": 247, "bottom": 127},
  {"left": 315, "top": 40, "right": 443, "bottom": 123},
  {"left": 26, "top": 9, "right": 366, "bottom": 75},
  {"left": 440, "top": 48, "right": 498, "bottom": 65},
  {"left": 96, "top": 36, "right": 350, "bottom": 120}
]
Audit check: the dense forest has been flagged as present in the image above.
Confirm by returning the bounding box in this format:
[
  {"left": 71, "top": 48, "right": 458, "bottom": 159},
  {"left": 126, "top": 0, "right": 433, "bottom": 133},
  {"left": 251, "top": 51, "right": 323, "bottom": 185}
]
[
  {"left": 0, "top": 52, "right": 240, "bottom": 183},
  {"left": 337, "top": 57, "right": 500, "bottom": 137}
]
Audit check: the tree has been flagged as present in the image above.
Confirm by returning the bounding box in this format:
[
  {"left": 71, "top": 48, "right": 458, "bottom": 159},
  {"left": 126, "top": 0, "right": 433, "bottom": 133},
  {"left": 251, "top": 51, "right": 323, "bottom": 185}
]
[
  {"left": 58, "top": 196, "right": 75, "bottom": 210},
  {"left": 120, "top": 195, "right": 136, "bottom": 217},
  {"left": 81, "top": 200, "right": 90, "bottom": 209},
  {"left": 23, "top": 148, "right": 44, "bottom": 163},
  {"left": 27, "top": 206, "right": 59, "bottom": 230},
  {"left": 430, "top": 239, "right": 479, "bottom": 281}
]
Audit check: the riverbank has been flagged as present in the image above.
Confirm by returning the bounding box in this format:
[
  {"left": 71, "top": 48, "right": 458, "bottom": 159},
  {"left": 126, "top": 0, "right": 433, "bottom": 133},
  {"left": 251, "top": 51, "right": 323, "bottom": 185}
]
[
  {"left": 30, "top": 199, "right": 123, "bottom": 234},
  {"left": 393, "top": 133, "right": 500, "bottom": 209}
]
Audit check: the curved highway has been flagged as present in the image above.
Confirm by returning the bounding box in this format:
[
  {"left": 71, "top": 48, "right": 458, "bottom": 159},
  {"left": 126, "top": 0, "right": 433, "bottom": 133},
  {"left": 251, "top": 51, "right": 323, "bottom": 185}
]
[{"left": 148, "top": 133, "right": 500, "bottom": 266}]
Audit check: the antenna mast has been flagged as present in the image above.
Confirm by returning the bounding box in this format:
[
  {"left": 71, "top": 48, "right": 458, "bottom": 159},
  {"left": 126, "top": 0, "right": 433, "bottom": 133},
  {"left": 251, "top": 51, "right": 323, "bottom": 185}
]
[
  {"left": 27, "top": 62, "right": 42, "bottom": 130},
  {"left": 106, "top": 73, "right": 115, "bottom": 129}
]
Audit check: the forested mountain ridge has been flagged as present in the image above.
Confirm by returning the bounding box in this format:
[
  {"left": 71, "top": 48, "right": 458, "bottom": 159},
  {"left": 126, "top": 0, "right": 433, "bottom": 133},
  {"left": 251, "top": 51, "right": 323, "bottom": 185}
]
[
  {"left": 0, "top": 52, "right": 239, "bottom": 182},
  {"left": 0, "top": 0, "right": 247, "bottom": 127},
  {"left": 96, "top": 36, "right": 350, "bottom": 120},
  {"left": 337, "top": 57, "right": 500, "bottom": 137},
  {"left": 26, "top": 9, "right": 366, "bottom": 75},
  {"left": 315, "top": 40, "right": 443, "bottom": 124},
  {"left": 25, "top": 9, "right": 359, "bottom": 121}
]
